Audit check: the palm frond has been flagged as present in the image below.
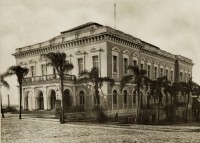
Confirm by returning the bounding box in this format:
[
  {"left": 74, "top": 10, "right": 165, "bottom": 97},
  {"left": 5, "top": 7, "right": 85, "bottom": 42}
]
[
  {"left": 99, "top": 77, "right": 115, "bottom": 87},
  {"left": 120, "top": 75, "right": 134, "bottom": 90},
  {"left": 63, "top": 63, "right": 74, "bottom": 73},
  {"left": 7, "top": 66, "right": 29, "bottom": 83},
  {"left": 127, "top": 65, "right": 139, "bottom": 75},
  {"left": 43, "top": 52, "right": 73, "bottom": 75},
  {"left": 76, "top": 77, "right": 90, "bottom": 84},
  {"left": 0, "top": 77, "right": 10, "bottom": 89}
]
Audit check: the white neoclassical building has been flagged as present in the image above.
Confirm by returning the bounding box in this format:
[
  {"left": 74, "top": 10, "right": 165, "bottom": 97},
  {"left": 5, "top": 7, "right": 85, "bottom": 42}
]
[{"left": 13, "top": 22, "right": 194, "bottom": 120}]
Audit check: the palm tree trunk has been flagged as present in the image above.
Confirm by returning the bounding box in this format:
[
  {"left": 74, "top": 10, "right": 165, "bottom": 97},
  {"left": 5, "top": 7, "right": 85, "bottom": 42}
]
[
  {"left": 185, "top": 93, "right": 190, "bottom": 122},
  {"left": 157, "top": 99, "right": 160, "bottom": 125},
  {"left": 60, "top": 75, "right": 65, "bottom": 124},
  {"left": 136, "top": 84, "right": 141, "bottom": 123},
  {"left": 165, "top": 94, "right": 169, "bottom": 120},
  {"left": 19, "top": 83, "right": 22, "bottom": 119},
  {"left": 1, "top": 102, "right": 5, "bottom": 118},
  {"left": 0, "top": 87, "right": 5, "bottom": 118},
  {"left": 94, "top": 86, "right": 101, "bottom": 122}
]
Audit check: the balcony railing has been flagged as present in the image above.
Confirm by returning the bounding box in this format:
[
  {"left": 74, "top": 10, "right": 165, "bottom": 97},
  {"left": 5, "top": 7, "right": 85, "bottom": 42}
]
[{"left": 23, "top": 74, "right": 75, "bottom": 84}]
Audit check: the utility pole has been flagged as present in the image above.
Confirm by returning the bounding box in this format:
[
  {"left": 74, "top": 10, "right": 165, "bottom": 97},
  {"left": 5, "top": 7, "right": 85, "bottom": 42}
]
[{"left": 7, "top": 94, "right": 10, "bottom": 108}]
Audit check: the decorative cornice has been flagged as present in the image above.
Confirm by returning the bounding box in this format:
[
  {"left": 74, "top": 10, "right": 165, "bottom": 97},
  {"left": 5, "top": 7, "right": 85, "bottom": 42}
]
[
  {"left": 12, "top": 31, "right": 193, "bottom": 66},
  {"left": 13, "top": 32, "right": 143, "bottom": 59}
]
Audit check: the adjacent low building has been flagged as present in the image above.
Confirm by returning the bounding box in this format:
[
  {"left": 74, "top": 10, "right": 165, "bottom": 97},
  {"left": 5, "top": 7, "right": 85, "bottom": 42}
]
[{"left": 13, "top": 22, "right": 194, "bottom": 122}]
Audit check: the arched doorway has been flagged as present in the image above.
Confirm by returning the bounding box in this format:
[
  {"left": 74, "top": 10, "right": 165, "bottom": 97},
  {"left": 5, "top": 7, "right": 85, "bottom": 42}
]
[
  {"left": 79, "top": 91, "right": 85, "bottom": 105},
  {"left": 132, "top": 90, "right": 136, "bottom": 105},
  {"left": 37, "top": 90, "right": 44, "bottom": 110},
  {"left": 112, "top": 90, "right": 117, "bottom": 109},
  {"left": 50, "top": 90, "right": 56, "bottom": 110},
  {"left": 63, "top": 89, "right": 72, "bottom": 112},
  {"left": 24, "top": 92, "right": 29, "bottom": 110},
  {"left": 79, "top": 91, "right": 85, "bottom": 112},
  {"left": 123, "top": 90, "right": 128, "bottom": 106}
]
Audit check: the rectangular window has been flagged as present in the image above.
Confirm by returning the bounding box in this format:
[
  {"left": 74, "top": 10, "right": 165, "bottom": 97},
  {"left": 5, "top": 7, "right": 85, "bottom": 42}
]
[
  {"left": 185, "top": 73, "right": 187, "bottom": 82},
  {"left": 31, "top": 66, "right": 34, "bottom": 77},
  {"left": 41, "top": 64, "right": 45, "bottom": 76},
  {"left": 154, "top": 67, "right": 157, "bottom": 79},
  {"left": 90, "top": 28, "right": 94, "bottom": 35},
  {"left": 113, "top": 55, "right": 117, "bottom": 73},
  {"left": 171, "top": 70, "right": 174, "bottom": 81},
  {"left": 53, "top": 67, "right": 56, "bottom": 75},
  {"left": 133, "top": 60, "right": 137, "bottom": 66},
  {"left": 166, "top": 69, "right": 168, "bottom": 79},
  {"left": 180, "top": 72, "right": 183, "bottom": 82},
  {"left": 75, "top": 33, "right": 79, "bottom": 39},
  {"left": 78, "top": 58, "right": 84, "bottom": 74},
  {"left": 147, "top": 65, "right": 151, "bottom": 78},
  {"left": 93, "top": 56, "right": 98, "bottom": 69},
  {"left": 141, "top": 63, "right": 144, "bottom": 69},
  {"left": 160, "top": 68, "right": 163, "bottom": 77},
  {"left": 124, "top": 58, "right": 128, "bottom": 75}
]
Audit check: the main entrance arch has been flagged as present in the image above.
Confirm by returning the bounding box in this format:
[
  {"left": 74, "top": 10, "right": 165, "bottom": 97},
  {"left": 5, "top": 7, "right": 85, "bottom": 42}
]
[
  {"left": 24, "top": 91, "right": 29, "bottom": 110},
  {"left": 36, "top": 90, "right": 44, "bottom": 110},
  {"left": 63, "top": 89, "right": 73, "bottom": 112}
]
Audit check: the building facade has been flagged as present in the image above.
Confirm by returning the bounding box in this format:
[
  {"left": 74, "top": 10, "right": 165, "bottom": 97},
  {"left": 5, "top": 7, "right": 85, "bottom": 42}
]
[{"left": 13, "top": 22, "right": 194, "bottom": 120}]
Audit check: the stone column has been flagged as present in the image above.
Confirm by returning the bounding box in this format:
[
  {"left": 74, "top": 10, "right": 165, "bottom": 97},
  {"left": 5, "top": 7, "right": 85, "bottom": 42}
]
[{"left": 43, "top": 88, "right": 48, "bottom": 110}]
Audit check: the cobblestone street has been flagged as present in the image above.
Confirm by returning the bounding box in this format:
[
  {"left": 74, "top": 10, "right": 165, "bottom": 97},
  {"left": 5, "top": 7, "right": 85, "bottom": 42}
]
[{"left": 1, "top": 115, "right": 200, "bottom": 143}]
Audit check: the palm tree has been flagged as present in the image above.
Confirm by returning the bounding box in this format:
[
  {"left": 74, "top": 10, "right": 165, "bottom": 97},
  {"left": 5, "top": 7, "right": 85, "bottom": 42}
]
[
  {"left": 179, "top": 78, "right": 195, "bottom": 122},
  {"left": 0, "top": 72, "right": 10, "bottom": 118},
  {"left": 165, "top": 82, "right": 183, "bottom": 122},
  {"left": 43, "top": 51, "right": 73, "bottom": 124},
  {"left": 78, "top": 67, "right": 114, "bottom": 122},
  {"left": 7, "top": 66, "right": 28, "bottom": 119},
  {"left": 149, "top": 76, "right": 168, "bottom": 125},
  {"left": 192, "top": 84, "right": 200, "bottom": 121},
  {"left": 120, "top": 65, "right": 149, "bottom": 123},
  {"left": 162, "top": 78, "right": 173, "bottom": 121}
]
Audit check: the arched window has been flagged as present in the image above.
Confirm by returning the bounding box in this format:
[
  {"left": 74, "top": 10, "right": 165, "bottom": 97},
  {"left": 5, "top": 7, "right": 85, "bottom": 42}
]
[
  {"left": 79, "top": 91, "right": 85, "bottom": 105},
  {"left": 50, "top": 90, "right": 56, "bottom": 109},
  {"left": 123, "top": 90, "right": 127, "bottom": 105},
  {"left": 133, "top": 90, "right": 136, "bottom": 104},
  {"left": 38, "top": 92, "right": 44, "bottom": 110},
  {"left": 25, "top": 95, "right": 28, "bottom": 110},
  {"left": 113, "top": 90, "right": 117, "bottom": 105},
  {"left": 94, "top": 90, "right": 100, "bottom": 105},
  {"left": 124, "top": 90, "right": 127, "bottom": 104}
]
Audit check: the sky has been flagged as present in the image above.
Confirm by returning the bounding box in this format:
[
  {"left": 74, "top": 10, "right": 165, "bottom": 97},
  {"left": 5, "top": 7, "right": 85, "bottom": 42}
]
[{"left": 0, "top": 0, "right": 200, "bottom": 105}]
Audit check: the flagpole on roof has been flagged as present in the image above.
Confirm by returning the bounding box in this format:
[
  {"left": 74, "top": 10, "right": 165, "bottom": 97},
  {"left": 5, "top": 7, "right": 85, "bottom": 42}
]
[{"left": 114, "top": 3, "right": 116, "bottom": 29}]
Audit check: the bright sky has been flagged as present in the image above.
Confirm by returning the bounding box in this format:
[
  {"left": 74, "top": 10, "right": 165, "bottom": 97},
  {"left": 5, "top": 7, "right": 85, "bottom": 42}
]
[{"left": 0, "top": 0, "right": 200, "bottom": 105}]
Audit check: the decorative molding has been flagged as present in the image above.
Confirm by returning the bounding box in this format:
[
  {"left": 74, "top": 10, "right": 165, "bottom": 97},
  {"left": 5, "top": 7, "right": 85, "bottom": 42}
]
[
  {"left": 19, "top": 61, "right": 27, "bottom": 65},
  {"left": 123, "top": 50, "right": 130, "bottom": 55},
  {"left": 132, "top": 52, "right": 139, "bottom": 57},
  {"left": 147, "top": 59, "right": 152, "bottom": 63},
  {"left": 160, "top": 62, "right": 164, "bottom": 67},
  {"left": 141, "top": 57, "right": 145, "bottom": 61},
  {"left": 28, "top": 59, "right": 37, "bottom": 64},
  {"left": 112, "top": 47, "right": 120, "bottom": 52},
  {"left": 90, "top": 47, "right": 98, "bottom": 52},
  {"left": 154, "top": 61, "right": 158, "bottom": 65},
  {"left": 75, "top": 50, "right": 85, "bottom": 55}
]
